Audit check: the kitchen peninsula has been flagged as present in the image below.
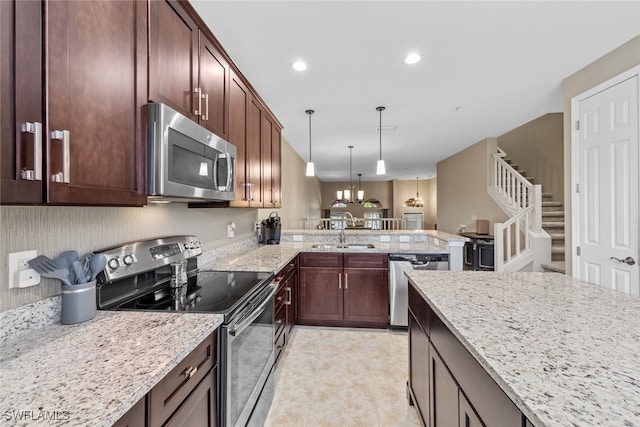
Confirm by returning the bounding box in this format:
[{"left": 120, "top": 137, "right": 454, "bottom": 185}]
[{"left": 407, "top": 271, "right": 640, "bottom": 426}]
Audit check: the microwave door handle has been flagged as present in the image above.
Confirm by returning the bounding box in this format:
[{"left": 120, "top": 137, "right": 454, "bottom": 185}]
[
  {"left": 212, "top": 152, "right": 219, "bottom": 190},
  {"left": 226, "top": 154, "right": 233, "bottom": 191}
]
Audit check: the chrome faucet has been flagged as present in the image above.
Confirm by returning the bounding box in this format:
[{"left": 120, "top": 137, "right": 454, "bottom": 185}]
[{"left": 343, "top": 212, "right": 354, "bottom": 227}]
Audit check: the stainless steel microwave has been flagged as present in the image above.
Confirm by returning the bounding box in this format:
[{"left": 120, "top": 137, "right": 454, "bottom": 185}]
[{"left": 145, "top": 103, "right": 236, "bottom": 202}]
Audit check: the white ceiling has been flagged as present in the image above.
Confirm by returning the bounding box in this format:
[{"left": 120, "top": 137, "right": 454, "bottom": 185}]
[{"left": 191, "top": 1, "right": 640, "bottom": 182}]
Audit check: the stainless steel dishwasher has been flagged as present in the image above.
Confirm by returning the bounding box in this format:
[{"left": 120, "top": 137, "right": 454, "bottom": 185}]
[{"left": 389, "top": 253, "right": 449, "bottom": 328}]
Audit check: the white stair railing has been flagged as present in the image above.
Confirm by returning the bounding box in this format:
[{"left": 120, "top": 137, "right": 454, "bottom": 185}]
[{"left": 489, "top": 148, "right": 545, "bottom": 271}]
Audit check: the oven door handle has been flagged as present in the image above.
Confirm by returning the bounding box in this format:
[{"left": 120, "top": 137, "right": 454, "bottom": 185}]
[{"left": 228, "top": 286, "right": 276, "bottom": 337}]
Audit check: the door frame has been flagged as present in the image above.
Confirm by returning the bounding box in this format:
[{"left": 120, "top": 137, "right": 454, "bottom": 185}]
[{"left": 570, "top": 65, "right": 640, "bottom": 280}]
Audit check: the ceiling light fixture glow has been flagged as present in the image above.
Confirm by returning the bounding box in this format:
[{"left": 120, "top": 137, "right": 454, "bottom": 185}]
[
  {"left": 404, "top": 53, "right": 421, "bottom": 65},
  {"left": 292, "top": 60, "right": 307, "bottom": 71}
]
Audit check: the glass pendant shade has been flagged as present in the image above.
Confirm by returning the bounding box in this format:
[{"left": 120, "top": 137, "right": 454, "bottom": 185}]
[
  {"left": 357, "top": 190, "right": 364, "bottom": 201},
  {"left": 305, "top": 109, "right": 315, "bottom": 176},
  {"left": 376, "top": 160, "right": 386, "bottom": 175},
  {"left": 376, "top": 106, "right": 386, "bottom": 175},
  {"left": 337, "top": 191, "right": 343, "bottom": 200},
  {"left": 305, "top": 162, "right": 315, "bottom": 176},
  {"left": 343, "top": 189, "right": 351, "bottom": 201}
]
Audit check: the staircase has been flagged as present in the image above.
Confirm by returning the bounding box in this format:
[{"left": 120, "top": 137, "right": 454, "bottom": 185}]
[
  {"left": 499, "top": 158, "right": 566, "bottom": 274},
  {"left": 541, "top": 194, "right": 566, "bottom": 273},
  {"left": 488, "top": 149, "right": 559, "bottom": 272}
]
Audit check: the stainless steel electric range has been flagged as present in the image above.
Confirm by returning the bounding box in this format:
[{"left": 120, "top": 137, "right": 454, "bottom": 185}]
[{"left": 95, "top": 236, "right": 275, "bottom": 427}]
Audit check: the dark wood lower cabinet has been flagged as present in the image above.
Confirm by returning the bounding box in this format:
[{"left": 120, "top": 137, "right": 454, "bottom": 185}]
[
  {"left": 408, "top": 282, "right": 525, "bottom": 427},
  {"left": 429, "top": 343, "right": 459, "bottom": 427},
  {"left": 297, "top": 253, "right": 389, "bottom": 328},
  {"left": 164, "top": 368, "right": 217, "bottom": 427},
  {"left": 113, "top": 397, "right": 146, "bottom": 427}
]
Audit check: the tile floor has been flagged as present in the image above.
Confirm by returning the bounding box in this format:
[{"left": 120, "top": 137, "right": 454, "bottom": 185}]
[{"left": 264, "top": 327, "right": 422, "bottom": 427}]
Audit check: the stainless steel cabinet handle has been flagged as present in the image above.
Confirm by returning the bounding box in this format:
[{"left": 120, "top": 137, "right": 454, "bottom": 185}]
[
  {"left": 194, "top": 87, "right": 202, "bottom": 116},
  {"left": 338, "top": 273, "right": 342, "bottom": 289},
  {"left": 20, "top": 122, "right": 42, "bottom": 180},
  {"left": 202, "top": 92, "right": 209, "bottom": 121},
  {"left": 610, "top": 256, "right": 636, "bottom": 266},
  {"left": 344, "top": 273, "right": 348, "bottom": 290},
  {"left": 182, "top": 365, "right": 198, "bottom": 379},
  {"left": 285, "top": 287, "right": 292, "bottom": 305},
  {"left": 50, "top": 130, "right": 70, "bottom": 183}
]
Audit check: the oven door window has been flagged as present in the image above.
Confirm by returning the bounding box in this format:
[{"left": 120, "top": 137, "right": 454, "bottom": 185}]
[
  {"left": 168, "top": 128, "right": 215, "bottom": 190},
  {"left": 227, "top": 299, "right": 274, "bottom": 427}
]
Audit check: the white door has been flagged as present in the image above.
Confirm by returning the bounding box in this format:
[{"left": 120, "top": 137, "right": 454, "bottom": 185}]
[{"left": 575, "top": 72, "right": 639, "bottom": 296}]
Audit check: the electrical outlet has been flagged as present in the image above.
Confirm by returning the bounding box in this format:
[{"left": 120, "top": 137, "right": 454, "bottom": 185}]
[
  {"left": 399, "top": 235, "right": 410, "bottom": 243},
  {"left": 380, "top": 235, "right": 391, "bottom": 243},
  {"left": 8, "top": 250, "right": 41, "bottom": 289},
  {"left": 293, "top": 235, "right": 303, "bottom": 242},
  {"left": 254, "top": 221, "right": 261, "bottom": 236},
  {"left": 227, "top": 222, "right": 236, "bottom": 238}
]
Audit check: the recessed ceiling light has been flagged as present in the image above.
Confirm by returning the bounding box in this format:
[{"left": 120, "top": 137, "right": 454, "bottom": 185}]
[
  {"left": 292, "top": 60, "right": 307, "bottom": 71},
  {"left": 404, "top": 53, "right": 421, "bottom": 65}
]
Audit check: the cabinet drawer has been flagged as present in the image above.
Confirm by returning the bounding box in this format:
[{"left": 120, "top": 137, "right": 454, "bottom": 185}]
[
  {"left": 299, "top": 252, "right": 343, "bottom": 267},
  {"left": 275, "top": 258, "right": 297, "bottom": 282},
  {"left": 408, "top": 282, "right": 430, "bottom": 336},
  {"left": 149, "top": 332, "right": 216, "bottom": 427},
  {"left": 275, "top": 281, "right": 287, "bottom": 312},
  {"left": 344, "top": 253, "right": 388, "bottom": 269},
  {"left": 274, "top": 303, "right": 286, "bottom": 340}
]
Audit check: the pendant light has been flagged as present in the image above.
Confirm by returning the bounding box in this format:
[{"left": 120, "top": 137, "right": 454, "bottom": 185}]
[
  {"left": 305, "top": 109, "right": 315, "bottom": 176},
  {"left": 344, "top": 145, "right": 354, "bottom": 203},
  {"left": 404, "top": 177, "right": 424, "bottom": 208},
  {"left": 376, "top": 106, "right": 386, "bottom": 175},
  {"left": 357, "top": 173, "right": 364, "bottom": 202}
]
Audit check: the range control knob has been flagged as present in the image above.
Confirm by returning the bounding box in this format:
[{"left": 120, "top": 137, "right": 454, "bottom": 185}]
[
  {"left": 108, "top": 257, "right": 120, "bottom": 270},
  {"left": 122, "top": 254, "right": 135, "bottom": 266}
]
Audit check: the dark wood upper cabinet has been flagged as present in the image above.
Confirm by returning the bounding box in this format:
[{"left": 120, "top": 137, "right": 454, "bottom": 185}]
[
  {"left": 246, "top": 97, "right": 264, "bottom": 207},
  {"left": 199, "top": 34, "right": 229, "bottom": 139},
  {"left": 149, "top": 0, "right": 198, "bottom": 121},
  {"left": 228, "top": 70, "right": 249, "bottom": 207},
  {"left": 1, "top": 0, "right": 44, "bottom": 204},
  {"left": 149, "top": 0, "right": 229, "bottom": 140},
  {"left": 46, "top": 0, "right": 146, "bottom": 206}
]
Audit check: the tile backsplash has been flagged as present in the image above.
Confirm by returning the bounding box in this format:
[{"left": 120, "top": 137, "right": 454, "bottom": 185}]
[{"left": 0, "top": 204, "right": 259, "bottom": 312}]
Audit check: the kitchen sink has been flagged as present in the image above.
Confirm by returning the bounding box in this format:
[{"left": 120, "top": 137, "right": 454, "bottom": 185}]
[{"left": 311, "top": 243, "right": 376, "bottom": 249}]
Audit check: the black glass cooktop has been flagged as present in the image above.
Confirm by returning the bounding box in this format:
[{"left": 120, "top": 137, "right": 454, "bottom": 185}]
[{"left": 117, "top": 270, "right": 272, "bottom": 314}]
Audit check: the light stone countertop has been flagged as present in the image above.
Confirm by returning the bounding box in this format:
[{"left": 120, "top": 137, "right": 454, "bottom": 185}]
[
  {"left": 407, "top": 271, "right": 640, "bottom": 427},
  {"left": 200, "top": 241, "right": 448, "bottom": 272},
  {"left": 0, "top": 311, "right": 223, "bottom": 427}
]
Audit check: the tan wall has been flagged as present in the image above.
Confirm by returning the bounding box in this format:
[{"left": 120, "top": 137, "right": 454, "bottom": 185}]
[
  {"left": 392, "top": 178, "right": 437, "bottom": 229},
  {"left": 259, "top": 137, "right": 322, "bottom": 229},
  {"left": 498, "top": 113, "right": 564, "bottom": 201},
  {"left": 320, "top": 181, "right": 393, "bottom": 210},
  {"left": 563, "top": 35, "right": 640, "bottom": 275},
  {"left": 437, "top": 138, "right": 508, "bottom": 234}
]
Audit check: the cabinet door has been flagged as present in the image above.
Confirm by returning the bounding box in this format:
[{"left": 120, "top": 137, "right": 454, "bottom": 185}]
[
  {"left": 261, "top": 112, "right": 273, "bottom": 207},
  {"left": 149, "top": 0, "right": 198, "bottom": 121},
  {"left": 246, "top": 97, "right": 263, "bottom": 207},
  {"left": 228, "top": 70, "right": 249, "bottom": 206},
  {"left": 199, "top": 33, "right": 229, "bottom": 139},
  {"left": 408, "top": 311, "right": 430, "bottom": 426},
  {"left": 112, "top": 397, "right": 145, "bottom": 427},
  {"left": 459, "top": 390, "right": 485, "bottom": 427},
  {"left": 298, "top": 267, "right": 343, "bottom": 322},
  {"left": 343, "top": 268, "right": 389, "bottom": 325},
  {"left": 284, "top": 267, "right": 297, "bottom": 334},
  {"left": 430, "top": 343, "right": 459, "bottom": 427},
  {"left": 271, "top": 123, "right": 282, "bottom": 208},
  {"left": 164, "top": 367, "right": 217, "bottom": 427},
  {"left": 1, "top": 0, "right": 44, "bottom": 204},
  {"left": 47, "top": 0, "right": 146, "bottom": 205}
]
